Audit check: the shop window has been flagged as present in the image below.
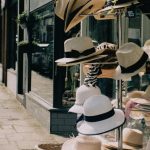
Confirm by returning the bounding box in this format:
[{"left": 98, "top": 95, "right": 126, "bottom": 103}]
[{"left": 30, "top": 2, "right": 54, "bottom": 104}]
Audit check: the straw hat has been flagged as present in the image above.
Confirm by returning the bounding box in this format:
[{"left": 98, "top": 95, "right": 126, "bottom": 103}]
[
  {"left": 129, "top": 85, "right": 150, "bottom": 105},
  {"left": 61, "top": 135, "right": 101, "bottom": 150},
  {"left": 55, "top": 37, "right": 106, "bottom": 65},
  {"left": 114, "top": 42, "right": 148, "bottom": 81},
  {"left": 128, "top": 85, "right": 150, "bottom": 101},
  {"left": 103, "top": 127, "right": 143, "bottom": 150},
  {"left": 55, "top": 0, "right": 70, "bottom": 20},
  {"left": 143, "top": 39, "right": 150, "bottom": 57},
  {"left": 64, "top": 0, "right": 106, "bottom": 32},
  {"left": 69, "top": 84, "right": 101, "bottom": 114},
  {"left": 77, "top": 95, "right": 125, "bottom": 135}
]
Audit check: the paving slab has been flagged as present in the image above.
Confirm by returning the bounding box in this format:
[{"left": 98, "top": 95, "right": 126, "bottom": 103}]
[{"left": 0, "top": 85, "right": 68, "bottom": 150}]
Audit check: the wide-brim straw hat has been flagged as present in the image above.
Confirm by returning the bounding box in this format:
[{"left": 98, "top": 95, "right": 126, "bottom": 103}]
[
  {"left": 103, "top": 128, "right": 143, "bottom": 150},
  {"left": 55, "top": 0, "right": 70, "bottom": 20},
  {"left": 77, "top": 95, "right": 125, "bottom": 135},
  {"left": 61, "top": 135, "right": 101, "bottom": 150},
  {"left": 64, "top": 0, "right": 106, "bottom": 32},
  {"left": 114, "top": 42, "right": 149, "bottom": 81},
  {"left": 130, "top": 97, "right": 150, "bottom": 105},
  {"left": 69, "top": 84, "right": 101, "bottom": 114},
  {"left": 128, "top": 85, "right": 150, "bottom": 101},
  {"left": 55, "top": 37, "right": 107, "bottom": 66}
]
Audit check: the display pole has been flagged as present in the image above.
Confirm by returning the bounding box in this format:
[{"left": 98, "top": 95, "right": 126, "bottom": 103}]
[{"left": 116, "top": 11, "right": 123, "bottom": 150}]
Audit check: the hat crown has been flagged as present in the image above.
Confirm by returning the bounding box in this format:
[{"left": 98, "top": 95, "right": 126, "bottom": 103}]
[
  {"left": 123, "top": 128, "right": 143, "bottom": 146},
  {"left": 74, "top": 136, "right": 101, "bottom": 150},
  {"left": 64, "top": 37, "right": 94, "bottom": 53},
  {"left": 116, "top": 42, "right": 144, "bottom": 68},
  {"left": 83, "top": 95, "right": 112, "bottom": 116},
  {"left": 75, "top": 85, "right": 101, "bottom": 105}
]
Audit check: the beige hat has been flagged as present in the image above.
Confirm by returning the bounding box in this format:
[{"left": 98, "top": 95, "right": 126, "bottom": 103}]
[
  {"left": 61, "top": 135, "right": 101, "bottom": 150},
  {"left": 114, "top": 42, "right": 148, "bottom": 81},
  {"left": 143, "top": 39, "right": 150, "bottom": 57},
  {"left": 103, "top": 128, "right": 143, "bottom": 150},
  {"left": 128, "top": 85, "right": 150, "bottom": 101},
  {"left": 55, "top": 0, "right": 70, "bottom": 20},
  {"left": 55, "top": 37, "right": 106, "bottom": 66},
  {"left": 129, "top": 85, "right": 150, "bottom": 105},
  {"left": 65, "top": 0, "right": 106, "bottom": 32},
  {"left": 94, "top": 9, "right": 116, "bottom": 20}
]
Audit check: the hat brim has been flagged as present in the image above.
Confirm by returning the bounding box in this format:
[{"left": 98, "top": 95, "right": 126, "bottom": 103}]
[
  {"left": 94, "top": 13, "right": 116, "bottom": 20},
  {"left": 55, "top": 0, "right": 70, "bottom": 20},
  {"left": 56, "top": 53, "right": 107, "bottom": 67},
  {"left": 77, "top": 109, "right": 125, "bottom": 135},
  {"left": 65, "top": 0, "right": 106, "bottom": 32},
  {"left": 142, "top": 46, "right": 150, "bottom": 58},
  {"left": 131, "top": 98, "right": 150, "bottom": 105},
  {"left": 97, "top": 0, "right": 139, "bottom": 14},
  {"left": 113, "top": 64, "right": 146, "bottom": 81},
  {"left": 69, "top": 104, "right": 83, "bottom": 114},
  {"left": 103, "top": 141, "right": 141, "bottom": 150},
  {"left": 61, "top": 138, "right": 75, "bottom": 150}
]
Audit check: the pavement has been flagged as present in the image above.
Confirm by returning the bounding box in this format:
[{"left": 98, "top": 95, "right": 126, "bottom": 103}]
[{"left": 0, "top": 84, "right": 68, "bottom": 150}]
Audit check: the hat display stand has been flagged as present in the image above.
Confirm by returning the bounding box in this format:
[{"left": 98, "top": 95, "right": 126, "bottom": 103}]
[{"left": 55, "top": 0, "right": 150, "bottom": 149}]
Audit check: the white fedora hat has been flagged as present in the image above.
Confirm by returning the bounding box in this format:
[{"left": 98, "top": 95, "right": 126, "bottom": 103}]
[
  {"left": 55, "top": 0, "right": 70, "bottom": 20},
  {"left": 77, "top": 95, "right": 125, "bottom": 135},
  {"left": 69, "top": 84, "right": 101, "bottom": 114},
  {"left": 114, "top": 42, "right": 149, "bottom": 81},
  {"left": 55, "top": 37, "right": 106, "bottom": 65},
  {"left": 103, "top": 127, "right": 143, "bottom": 150},
  {"left": 64, "top": 0, "right": 106, "bottom": 32},
  {"left": 61, "top": 135, "right": 101, "bottom": 150}
]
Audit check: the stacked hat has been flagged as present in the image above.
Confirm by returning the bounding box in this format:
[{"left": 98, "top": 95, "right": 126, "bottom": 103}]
[
  {"left": 69, "top": 84, "right": 101, "bottom": 114},
  {"left": 55, "top": 37, "right": 106, "bottom": 66},
  {"left": 55, "top": 0, "right": 70, "bottom": 20},
  {"left": 61, "top": 135, "right": 101, "bottom": 150},
  {"left": 130, "top": 85, "right": 150, "bottom": 105},
  {"left": 103, "top": 127, "right": 143, "bottom": 149},
  {"left": 77, "top": 95, "right": 125, "bottom": 135},
  {"left": 64, "top": 0, "right": 106, "bottom": 32}
]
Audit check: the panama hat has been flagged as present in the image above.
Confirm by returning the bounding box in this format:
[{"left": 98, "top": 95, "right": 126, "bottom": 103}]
[
  {"left": 143, "top": 39, "right": 150, "bottom": 57},
  {"left": 128, "top": 85, "right": 150, "bottom": 101},
  {"left": 61, "top": 135, "right": 101, "bottom": 150},
  {"left": 114, "top": 42, "right": 149, "bottom": 81},
  {"left": 129, "top": 85, "right": 150, "bottom": 105},
  {"left": 77, "top": 95, "right": 125, "bottom": 135},
  {"left": 103, "top": 127, "right": 143, "bottom": 150},
  {"left": 55, "top": 37, "right": 106, "bottom": 65},
  {"left": 64, "top": 0, "right": 106, "bottom": 32},
  {"left": 69, "top": 84, "right": 101, "bottom": 114},
  {"left": 55, "top": 0, "right": 70, "bottom": 20}
]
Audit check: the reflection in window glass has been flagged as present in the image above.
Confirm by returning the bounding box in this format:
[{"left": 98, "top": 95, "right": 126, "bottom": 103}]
[{"left": 30, "top": 2, "right": 54, "bottom": 105}]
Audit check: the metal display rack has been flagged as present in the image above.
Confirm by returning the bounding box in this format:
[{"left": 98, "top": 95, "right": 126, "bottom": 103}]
[{"left": 55, "top": 0, "right": 147, "bottom": 149}]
